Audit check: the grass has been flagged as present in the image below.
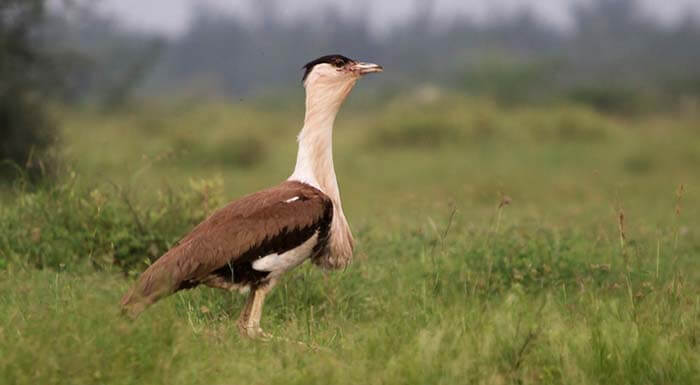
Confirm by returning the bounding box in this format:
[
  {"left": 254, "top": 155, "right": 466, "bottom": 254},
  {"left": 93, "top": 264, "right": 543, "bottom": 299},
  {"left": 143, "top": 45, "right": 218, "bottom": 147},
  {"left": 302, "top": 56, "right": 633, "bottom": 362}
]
[{"left": 1, "top": 92, "right": 699, "bottom": 384}]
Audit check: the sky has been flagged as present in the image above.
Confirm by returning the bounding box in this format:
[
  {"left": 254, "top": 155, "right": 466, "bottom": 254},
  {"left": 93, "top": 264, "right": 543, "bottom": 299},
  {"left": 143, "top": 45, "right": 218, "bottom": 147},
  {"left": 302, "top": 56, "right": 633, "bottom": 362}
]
[{"left": 84, "top": 0, "right": 700, "bottom": 37}]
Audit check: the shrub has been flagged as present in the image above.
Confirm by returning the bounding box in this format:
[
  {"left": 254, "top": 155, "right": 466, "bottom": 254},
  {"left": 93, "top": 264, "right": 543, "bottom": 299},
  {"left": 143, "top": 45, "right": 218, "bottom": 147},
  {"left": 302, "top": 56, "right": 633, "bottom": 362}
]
[
  {"left": 567, "top": 86, "right": 649, "bottom": 115},
  {"left": 0, "top": 174, "right": 225, "bottom": 272},
  {"left": 0, "top": 95, "right": 57, "bottom": 180},
  {"left": 366, "top": 97, "right": 617, "bottom": 149},
  {"left": 177, "top": 136, "right": 267, "bottom": 169},
  {"left": 0, "top": 0, "right": 58, "bottom": 181},
  {"left": 371, "top": 117, "right": 461, "bottom": 149}
]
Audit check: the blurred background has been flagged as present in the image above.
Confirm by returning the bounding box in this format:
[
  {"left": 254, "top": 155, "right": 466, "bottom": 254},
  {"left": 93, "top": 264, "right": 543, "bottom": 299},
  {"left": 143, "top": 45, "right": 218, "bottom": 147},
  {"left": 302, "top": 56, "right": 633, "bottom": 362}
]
[
  {"left": 6, "top": 0, "right": 699, "bottom": 103},
  {"left": 2, "top": 0, "right": 699, "bottom": 225}
]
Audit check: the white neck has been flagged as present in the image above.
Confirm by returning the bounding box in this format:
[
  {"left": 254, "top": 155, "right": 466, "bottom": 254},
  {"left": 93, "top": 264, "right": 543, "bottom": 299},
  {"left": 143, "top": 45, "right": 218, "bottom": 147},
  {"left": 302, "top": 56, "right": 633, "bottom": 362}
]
[
  {"left": 288, "top": 77, "right": 357, "bottom": 267},
  {"left": 289, "top": 79, "right": 356, "bottom": 201}
]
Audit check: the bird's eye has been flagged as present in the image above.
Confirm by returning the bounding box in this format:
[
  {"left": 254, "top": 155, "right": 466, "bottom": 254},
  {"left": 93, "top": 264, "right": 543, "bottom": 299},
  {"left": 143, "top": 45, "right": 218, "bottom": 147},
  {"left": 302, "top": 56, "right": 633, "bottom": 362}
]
[{"left": 334, "top": 60, "right": 344, "bottom": 68}]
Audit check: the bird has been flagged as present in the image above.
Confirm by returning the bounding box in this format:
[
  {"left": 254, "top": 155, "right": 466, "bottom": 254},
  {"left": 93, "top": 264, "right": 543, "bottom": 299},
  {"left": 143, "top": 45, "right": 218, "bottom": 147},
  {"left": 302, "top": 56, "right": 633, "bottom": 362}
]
[{"left": 120, "top": 54, "right": 383, "bottom": 338}]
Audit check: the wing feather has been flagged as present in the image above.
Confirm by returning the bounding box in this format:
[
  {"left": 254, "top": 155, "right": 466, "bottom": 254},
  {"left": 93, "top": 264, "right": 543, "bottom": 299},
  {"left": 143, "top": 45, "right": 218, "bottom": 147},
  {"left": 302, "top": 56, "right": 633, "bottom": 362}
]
[{"left": 120, "top": 181, "right": 332, "bottom": 317}]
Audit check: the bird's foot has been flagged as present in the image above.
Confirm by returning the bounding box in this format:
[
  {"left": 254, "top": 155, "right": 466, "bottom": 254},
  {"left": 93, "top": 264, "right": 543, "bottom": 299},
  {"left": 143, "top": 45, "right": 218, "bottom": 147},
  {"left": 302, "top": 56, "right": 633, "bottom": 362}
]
[
  {"left": 236, "top": 322, "right": 329, "bottom": 351},
  {"left": 272, "top": 336, "right": 332, "bottom": 352},
  {"left": 237, "top": 323, "right": 271, "bottom": 340}
]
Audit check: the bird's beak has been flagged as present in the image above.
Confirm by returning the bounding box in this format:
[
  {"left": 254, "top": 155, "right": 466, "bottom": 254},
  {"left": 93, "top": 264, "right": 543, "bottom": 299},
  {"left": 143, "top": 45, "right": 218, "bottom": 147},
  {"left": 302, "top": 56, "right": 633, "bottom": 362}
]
[{"left": 351, "top": 62, "right": 383, "bottom": 76}]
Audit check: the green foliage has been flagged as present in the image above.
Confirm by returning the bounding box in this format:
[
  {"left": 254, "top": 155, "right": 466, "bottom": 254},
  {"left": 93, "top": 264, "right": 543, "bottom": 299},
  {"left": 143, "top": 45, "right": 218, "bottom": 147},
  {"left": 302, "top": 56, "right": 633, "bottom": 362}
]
[
  {"left": 369, "top": 98, "right": 617, "bottom": 149},
  {"left": 0, "top": 95, "right": 56, "bottom": 179},
  {"left": 0, "top": 207, "right": 698, "bottom": 384},
  {"left": 0, "top": 174, "right": 225, "bottom": 271},
  {"left": 1, "top": 99, "right": 699, "bottom": 384},
  {"left": 567, "top": 87, "right": 651, "bottom": 115},
  {"left": 175, "top": 135, "right": 267, "bottom": 169}
]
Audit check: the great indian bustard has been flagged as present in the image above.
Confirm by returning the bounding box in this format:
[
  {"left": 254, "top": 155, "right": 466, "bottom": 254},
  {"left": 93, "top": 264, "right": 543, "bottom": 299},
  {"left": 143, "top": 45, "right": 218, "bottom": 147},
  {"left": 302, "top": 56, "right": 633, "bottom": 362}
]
[{"left": 120, "top": 54, "right": 382, "bottom": 338}]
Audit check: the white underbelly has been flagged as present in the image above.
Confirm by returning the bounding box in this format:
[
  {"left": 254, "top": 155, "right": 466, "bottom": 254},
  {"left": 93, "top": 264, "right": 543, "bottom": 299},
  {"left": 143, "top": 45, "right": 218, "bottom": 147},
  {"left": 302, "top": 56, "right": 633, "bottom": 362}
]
[{"left": 252, "top": 232, "right": 319, "bottom": 277}]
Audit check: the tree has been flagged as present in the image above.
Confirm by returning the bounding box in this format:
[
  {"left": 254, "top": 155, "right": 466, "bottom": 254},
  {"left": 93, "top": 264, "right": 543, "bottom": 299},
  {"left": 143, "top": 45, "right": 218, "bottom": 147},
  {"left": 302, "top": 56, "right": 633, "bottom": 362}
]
[{"left": 0, "top": 0, "right": 56, "bottom": 180}]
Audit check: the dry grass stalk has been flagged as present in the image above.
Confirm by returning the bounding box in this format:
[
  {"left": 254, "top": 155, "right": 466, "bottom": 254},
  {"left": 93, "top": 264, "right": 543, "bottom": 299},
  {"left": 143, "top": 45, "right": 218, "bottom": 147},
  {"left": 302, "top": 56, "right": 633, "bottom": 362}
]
[{"left": 617, "top": 209, "right": 626, "bottom": 251}]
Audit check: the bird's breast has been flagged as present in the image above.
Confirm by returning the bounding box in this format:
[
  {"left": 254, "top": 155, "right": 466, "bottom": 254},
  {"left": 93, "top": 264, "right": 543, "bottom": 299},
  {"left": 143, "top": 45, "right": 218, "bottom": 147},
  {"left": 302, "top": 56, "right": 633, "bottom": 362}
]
[{"left": 251, "top": 232, "right": 319, "bottom": 276}]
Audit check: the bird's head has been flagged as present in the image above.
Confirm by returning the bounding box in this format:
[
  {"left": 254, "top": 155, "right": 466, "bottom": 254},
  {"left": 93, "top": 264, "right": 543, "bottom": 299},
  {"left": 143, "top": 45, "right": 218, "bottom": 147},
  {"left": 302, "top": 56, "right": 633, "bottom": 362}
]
[
  {"left": 302, "top": 54, "right": 383, "bottom": 89},
  {"left": 301, "top": 55, "right": 382, "bottom": 116}
]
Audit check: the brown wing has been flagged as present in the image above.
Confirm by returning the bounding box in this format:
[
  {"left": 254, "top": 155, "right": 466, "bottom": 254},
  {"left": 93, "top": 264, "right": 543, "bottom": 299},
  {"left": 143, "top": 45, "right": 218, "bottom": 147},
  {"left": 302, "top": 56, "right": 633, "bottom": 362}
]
[{"left": 120, "top": 181, "right": 332, "bottom": 317}]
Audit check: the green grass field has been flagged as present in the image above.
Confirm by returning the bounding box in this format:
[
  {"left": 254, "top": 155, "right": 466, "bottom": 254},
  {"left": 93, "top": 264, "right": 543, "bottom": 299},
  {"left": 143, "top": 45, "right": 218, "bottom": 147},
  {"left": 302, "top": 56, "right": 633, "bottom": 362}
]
[{"left": 1, "top": 93, "right": 699, "bottom": 384}]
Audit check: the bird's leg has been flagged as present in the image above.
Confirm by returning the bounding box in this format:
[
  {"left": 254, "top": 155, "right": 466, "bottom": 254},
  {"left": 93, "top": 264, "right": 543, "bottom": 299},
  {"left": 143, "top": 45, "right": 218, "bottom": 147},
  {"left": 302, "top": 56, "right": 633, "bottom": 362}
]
[
  {"left": 237, "top": 283, "right": 273, "bottom": 339},
  {"left": 236, "top": 282, "right": 331, "bottom": 350}
]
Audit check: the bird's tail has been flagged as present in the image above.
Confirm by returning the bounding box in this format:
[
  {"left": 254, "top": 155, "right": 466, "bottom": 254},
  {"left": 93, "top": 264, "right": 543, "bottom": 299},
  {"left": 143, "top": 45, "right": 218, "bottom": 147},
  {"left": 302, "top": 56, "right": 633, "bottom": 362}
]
[{"left": 120, "top": 251, "right": 184, "bottom": 319}]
